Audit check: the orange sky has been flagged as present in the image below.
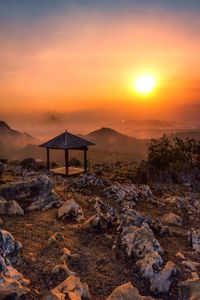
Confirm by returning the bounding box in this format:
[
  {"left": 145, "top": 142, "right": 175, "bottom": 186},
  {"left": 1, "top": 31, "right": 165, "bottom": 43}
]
[{"left": 0, "top": 1, "right": 200, "bottom": 134}]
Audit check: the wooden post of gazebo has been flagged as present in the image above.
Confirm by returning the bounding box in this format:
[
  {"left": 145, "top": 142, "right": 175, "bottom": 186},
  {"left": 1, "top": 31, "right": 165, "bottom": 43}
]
[
  {"left": 65, "top": 149, "right": 69, "bottom": 175},
  {"left": 84, "top": 148, "right": 87, "bottom": 171},
  {"left": 47, "top": 148, "right": 50, "bottom": 170}
]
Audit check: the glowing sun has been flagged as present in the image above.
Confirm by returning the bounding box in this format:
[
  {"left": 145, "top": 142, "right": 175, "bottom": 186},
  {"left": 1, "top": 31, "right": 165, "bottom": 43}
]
[{"left": 134, "top": 74, "right": 156, "bottom": 95}]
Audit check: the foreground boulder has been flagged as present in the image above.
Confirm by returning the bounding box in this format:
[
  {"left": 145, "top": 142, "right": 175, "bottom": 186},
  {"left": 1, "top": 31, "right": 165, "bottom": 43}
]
[
  {"left": 0, "top": 230, "right": 22, "bottom": 257},
  {"left": 150, "top": 261, "right": 178, "bottom": 293},
  {"left": 106, "top": 282, "right": 155, "bottom": 300},
  {"left": 0, "top": 198, "right": 24, "bottom": 216},
  {"left": 103, "top": 183, "right": 151, "bottom": 203},
  {"left": 121, "top": 225, "right": 163, "bottom": 279},
  {"left": 0, "top": 261, "right": 30, "bottom": 298},
  {"left": 0, "top": 175, "right": 62, "bottom": 211},
  {"left": 83, "top": 198, "right": 118, "bottom": 231},
  {"left": 45, "top": 274, "right": 91, "bottom": 300},
  {"left": 27, "top": 175, "right": 62, "bottom": 211},
  {"left": 0, "top": 231, "right": 30, "bottom": 298},
  {"left": 118, "top": 209, "right": 150, "bottom": 231},
  {"left": 58, "top": 199, "right": 84, "bottom": 222},
  {"left": 179, "top": 278, "right": 200, "bottom": 300}
]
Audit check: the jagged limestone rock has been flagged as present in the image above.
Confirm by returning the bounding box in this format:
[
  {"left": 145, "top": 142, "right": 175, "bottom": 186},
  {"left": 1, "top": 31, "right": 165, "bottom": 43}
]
[
  {"left": 104, "top": 183, "right": 152, "bottom": 203},
  {"left": 0, "top": 198, "right": 24, "bottom": 216},
  {"left": 121, "top": 225, "right": 163, "bottom": 279},
  {"left": 58, "top": 199, "right": 84, "bottom": 222},
  {"left": 150, "top": 261, "right": 178, "bottom": 293},
  {"left": 0, "top": 262, "right": 30, "bottom": 298},
  {"left": 0, "top": 230, "right": 22, "bottom": 257},
  {"left": 0, "top": 230, "right": 29, "bottom": 298},
  {"left": 45, "top": 274, "right": 91, "bottom": 300},
  {"left": 106, "top": 282, "right": 155, "bottom": 300},
  {"left": 0, "top": 175, "right": 62, "bottom": 211},
  {"left": 72, "top": 173, "right": 109, "bottom": 189}
]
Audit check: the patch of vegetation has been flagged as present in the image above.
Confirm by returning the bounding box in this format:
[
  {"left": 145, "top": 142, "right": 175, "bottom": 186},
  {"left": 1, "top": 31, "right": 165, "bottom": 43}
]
[{"left": 137, "top": 135, "right": 200, "bottom": 183}]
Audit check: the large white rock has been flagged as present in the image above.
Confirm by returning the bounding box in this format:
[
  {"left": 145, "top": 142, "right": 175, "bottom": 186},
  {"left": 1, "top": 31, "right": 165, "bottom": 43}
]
[{"left": 121, "top": 225, "right": 163, "bottom": 279}]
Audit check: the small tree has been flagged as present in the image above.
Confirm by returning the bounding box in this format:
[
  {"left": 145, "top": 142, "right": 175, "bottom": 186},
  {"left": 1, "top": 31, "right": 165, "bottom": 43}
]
[
  {"left": 147, "top": 135, "right": 200, "bottom": 171},
  {"left": 148, "top": 135, "right": 174, "bottom": 170},
  {"left": 173, "top": 137, "right": 197, "bottom": 167}
]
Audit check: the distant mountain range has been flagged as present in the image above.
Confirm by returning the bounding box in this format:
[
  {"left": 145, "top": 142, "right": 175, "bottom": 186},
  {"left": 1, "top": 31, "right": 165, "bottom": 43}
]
[
  {"left": 0, "top": 121, "right": 35, "bottom": 156},
  {"left": 83, "top": 127, "right": 149, "bottom": 161},
  {"left": 0, "top": 121, "right": 34, "bottom": 141},
  {"left": 0, "top": 121, "right": 200, "bottom": 164},
  {"left": 174, "top": 131, "right": 200, "bottom": 140}
]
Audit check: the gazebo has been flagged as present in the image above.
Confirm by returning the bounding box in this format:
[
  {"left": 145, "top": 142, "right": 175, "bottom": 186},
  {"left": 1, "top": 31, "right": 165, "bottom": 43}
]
[{"left": 39, "top": 130, "right": 94, "bottom": 175}]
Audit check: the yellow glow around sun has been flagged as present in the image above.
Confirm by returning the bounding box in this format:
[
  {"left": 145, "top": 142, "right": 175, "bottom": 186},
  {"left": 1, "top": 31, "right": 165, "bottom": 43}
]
[{"left": 134, "top": 74, "right": 156, "bottom": 95}]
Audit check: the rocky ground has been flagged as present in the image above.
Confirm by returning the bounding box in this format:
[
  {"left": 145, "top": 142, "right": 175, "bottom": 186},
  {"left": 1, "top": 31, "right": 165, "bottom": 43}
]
[{"left": 0, "top": 159, "right": 200, "bottom": 299}]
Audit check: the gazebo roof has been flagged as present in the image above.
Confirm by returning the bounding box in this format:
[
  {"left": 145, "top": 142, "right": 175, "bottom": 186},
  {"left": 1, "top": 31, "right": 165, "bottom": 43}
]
[{"left": 39, "top": 131, "right": 94, "bottom": 150}]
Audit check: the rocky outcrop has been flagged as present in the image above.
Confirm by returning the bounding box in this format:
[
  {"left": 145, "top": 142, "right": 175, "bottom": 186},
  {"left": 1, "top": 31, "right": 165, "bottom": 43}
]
[
  {"left": 163, "top": 196, "right": 200, "bottom": 216},
  {"left": 103, "top": 183, "right": 152, "bottom": 203},
  {"left": 121, "top": 224, "right": 163, "bottom": 279},
  {"left": 150, "top": 261, "right": 178, "bottom": 293},
  {"left": 0, "top": 230, "right": 30, "bottom": 298},
  {"left": 188, "top": 228, "right": 200, "bottom": 252},
  {"left": 27, "top": 175, "right": 62, "bottom": 211},
  {"left": 71, "top": 173, "right": 110, "bottom": 189},
  {"left": 58, "top": 199, "right": 84, "bottom": 222},
  {"left": 83, "top": 198, "right": 118, "bottom": 231},
  {"left": 0, "top": 198, "right": 24, "bottom": 216},
  {"left": 179, "top": 278, "right": 200, "bottom": 300},
  {"left": 45, "top": 274, "right": 91, "bottom": 300},
  {"left": 106, "top": 282, "right": 155, "bottom": 300},
  {"left": 0, "top": 175, "right": 62, "bottom": 211},
  {"left": 118, "top": 209, "right": 150, "bottom": 231},
  {"left": 0, "top": 262, "right": 30, "bottom": 298},
  {"left": 0, "top": 230, "right": 22, "bottom": 257}
]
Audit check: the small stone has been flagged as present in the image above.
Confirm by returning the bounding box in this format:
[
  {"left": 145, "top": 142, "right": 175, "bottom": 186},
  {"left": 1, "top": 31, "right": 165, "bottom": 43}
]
[
  {"left": 176, "top": 252, "right": 186, "bottom": 260},
  {"left": 161, "top": 212, "right": 182, "bottom": 226},
  {"left": 52, "top": 264, "right": 75, "bottom": 277}
]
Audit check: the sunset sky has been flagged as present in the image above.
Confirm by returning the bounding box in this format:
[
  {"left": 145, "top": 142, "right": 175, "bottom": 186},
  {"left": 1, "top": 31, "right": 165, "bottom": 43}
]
[{"left": 0, "top": 0, "right": 200, "bottom": 136}]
